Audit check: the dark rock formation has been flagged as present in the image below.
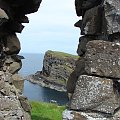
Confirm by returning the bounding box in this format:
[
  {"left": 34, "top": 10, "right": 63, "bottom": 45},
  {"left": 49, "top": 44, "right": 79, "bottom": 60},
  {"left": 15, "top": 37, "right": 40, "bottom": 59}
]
[
  {"left": 27, "top": 50, "right": 78, "bottom": 92},
  {"left": 64, "top": 0, "right": 120, "bottom": 119},
  {"left": 0, "top": 0, "right": 42, "bottom": 119}
]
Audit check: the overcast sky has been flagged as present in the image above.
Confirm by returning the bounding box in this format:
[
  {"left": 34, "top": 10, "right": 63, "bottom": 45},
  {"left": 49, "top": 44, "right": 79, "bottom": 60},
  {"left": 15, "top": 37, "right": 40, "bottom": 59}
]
[{"left": 18, "top": 0, "right": 80, "bottom": 55}]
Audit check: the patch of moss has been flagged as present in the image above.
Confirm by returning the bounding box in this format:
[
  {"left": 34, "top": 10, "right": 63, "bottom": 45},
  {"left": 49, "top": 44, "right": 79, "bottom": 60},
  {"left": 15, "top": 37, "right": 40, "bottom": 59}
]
[{"left": 30, "top": 101, "right": 66, "bottom": 120}]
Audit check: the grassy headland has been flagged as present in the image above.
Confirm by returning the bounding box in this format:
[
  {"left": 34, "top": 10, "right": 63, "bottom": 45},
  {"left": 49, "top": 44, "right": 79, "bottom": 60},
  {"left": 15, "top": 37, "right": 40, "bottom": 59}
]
[
  {"left": 47, "top": 50, "right": 79, "bottom": 59},
  {"left": 30, "top": 101, "right": 66, "bottom": 120}
]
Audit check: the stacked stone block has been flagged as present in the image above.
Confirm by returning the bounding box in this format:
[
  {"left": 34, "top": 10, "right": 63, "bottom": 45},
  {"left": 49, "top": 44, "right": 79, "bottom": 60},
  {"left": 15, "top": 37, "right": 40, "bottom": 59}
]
[
  {"left": 0, "top": 0, "right": 42, "bottom": 119},
  {"left": 64, "top": 0, "right": 120, "bottom": 119}
]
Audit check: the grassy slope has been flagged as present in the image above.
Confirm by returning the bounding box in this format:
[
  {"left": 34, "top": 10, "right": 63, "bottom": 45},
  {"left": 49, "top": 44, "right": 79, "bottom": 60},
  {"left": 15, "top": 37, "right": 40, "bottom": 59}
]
[
  {"left": 30, "top": 101, "right": 65, "bottom": 120},
  {"left": 47, "top": 50, "right": 79, "bottom": 59}
]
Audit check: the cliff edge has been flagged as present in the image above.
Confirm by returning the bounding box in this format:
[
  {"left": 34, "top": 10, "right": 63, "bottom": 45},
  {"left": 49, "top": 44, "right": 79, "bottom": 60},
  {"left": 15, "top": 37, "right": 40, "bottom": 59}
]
[{"left": 27, "top": 50, "right": 78, "bottom": 92}]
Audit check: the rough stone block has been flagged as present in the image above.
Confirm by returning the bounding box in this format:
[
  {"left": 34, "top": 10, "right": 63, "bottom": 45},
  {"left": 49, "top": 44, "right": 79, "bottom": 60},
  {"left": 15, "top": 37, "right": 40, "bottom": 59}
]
[
  {"left": 77, "top": 36, "right": 97, "bottom": 56},
  {"left": 0, "top": 96, "right": 20, "bottom": 111},
  {"left": 12, "top": 74, "right": 24, "bottom": 91},
  {"left": 67, "top": 57, "right": 86, "bottom": 93},
  {"left": 70, "top": 75, "right": 120, "bottom": 114},
  {"left": 19, "top": 96, "right": 31, "bottom": 112},
  {"left": 85, "top": 40, "right": 120, "bottom": 78},
  {"left": 0, "top": 8, "right": 9, "bottom": 25},
  {"left": 4, "top": 34, "right": 21, "bottom": 55},
  {"left": 62, "top": 110, "right": 120, "bottom": 120}
]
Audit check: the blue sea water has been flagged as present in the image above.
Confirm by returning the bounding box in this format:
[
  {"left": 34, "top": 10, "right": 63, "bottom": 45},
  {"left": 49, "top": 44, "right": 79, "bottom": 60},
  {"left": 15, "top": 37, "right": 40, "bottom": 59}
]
[
  {"left": 19, "top": 53, "right": 44, "bottom": 76},
  {"left": 19, "top": 53, "right": 68, "bottom": 105}
]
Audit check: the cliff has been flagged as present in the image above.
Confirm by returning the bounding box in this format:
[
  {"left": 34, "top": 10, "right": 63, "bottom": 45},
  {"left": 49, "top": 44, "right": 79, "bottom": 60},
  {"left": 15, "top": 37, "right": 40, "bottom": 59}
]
[{"left": 27, "top": 50, "right": 78, "bottom": 92}]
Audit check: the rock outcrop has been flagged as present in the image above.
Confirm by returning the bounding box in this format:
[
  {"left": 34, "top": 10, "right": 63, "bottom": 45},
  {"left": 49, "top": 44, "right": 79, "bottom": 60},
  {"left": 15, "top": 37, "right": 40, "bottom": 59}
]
[
  {"left": 0, "top": 0, "right": 42, "bottom": 119},
  {"left": 27, "top": 50, "right": 78, "bottom": 92},
  {"left": 64, "top": 0, "right": 120, "bottom": 119}
]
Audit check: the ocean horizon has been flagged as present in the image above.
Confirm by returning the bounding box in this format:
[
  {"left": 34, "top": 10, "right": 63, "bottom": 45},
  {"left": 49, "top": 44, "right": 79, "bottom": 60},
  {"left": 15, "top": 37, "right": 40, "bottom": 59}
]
[{"left": 19, "top": 53, "right": 44, "bottom": 76}]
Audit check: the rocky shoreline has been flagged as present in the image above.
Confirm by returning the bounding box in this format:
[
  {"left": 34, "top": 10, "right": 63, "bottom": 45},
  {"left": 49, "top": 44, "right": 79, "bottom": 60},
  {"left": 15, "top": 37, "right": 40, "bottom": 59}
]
[{"left": 26, "top": 73, "right": 67, "bottom": 92}]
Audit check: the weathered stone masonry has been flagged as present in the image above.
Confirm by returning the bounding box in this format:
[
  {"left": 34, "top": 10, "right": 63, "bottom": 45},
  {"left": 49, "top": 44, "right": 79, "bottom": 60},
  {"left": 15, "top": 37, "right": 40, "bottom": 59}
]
[
  {"left": 64, "top": 0, "right": 120, "bottom": 119},
  {"left": 0, "top": 0, "right": 42, "bottom": 119}
]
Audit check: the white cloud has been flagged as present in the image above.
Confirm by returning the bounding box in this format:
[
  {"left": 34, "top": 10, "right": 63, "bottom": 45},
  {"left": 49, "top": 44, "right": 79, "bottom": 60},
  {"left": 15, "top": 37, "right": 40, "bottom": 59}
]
[{"left": 18, "top": 0, "right": 80, "bottom": 55}]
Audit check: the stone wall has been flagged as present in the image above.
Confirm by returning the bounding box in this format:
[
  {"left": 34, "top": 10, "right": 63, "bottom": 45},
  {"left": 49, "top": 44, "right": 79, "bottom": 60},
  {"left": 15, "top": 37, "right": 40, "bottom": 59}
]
[
  {"left": 64, "top": 0, "right": 120, "bottom": 119},
  {"left": 0, "top": 0, "right": 42, "bottom": 119}
]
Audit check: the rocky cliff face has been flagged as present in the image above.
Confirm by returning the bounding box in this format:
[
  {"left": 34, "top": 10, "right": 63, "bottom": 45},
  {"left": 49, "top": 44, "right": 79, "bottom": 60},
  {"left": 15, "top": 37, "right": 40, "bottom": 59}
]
[
  {"left": 28, "top": 50, "right": 78, "bottom": 91},
  {"left": 0, "top": 0, "right": 42, "bottom": 119}
]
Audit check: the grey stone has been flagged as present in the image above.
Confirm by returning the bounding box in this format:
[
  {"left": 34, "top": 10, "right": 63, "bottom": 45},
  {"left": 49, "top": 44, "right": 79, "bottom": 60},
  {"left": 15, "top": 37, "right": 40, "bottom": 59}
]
[
  {"left": 5, "top": 57, "right": 13, "bottom": 64},
  {"left": 4, "top": 72, "right": 13, "bottom": 84},
  {"left": 63, "top": 110, "right": 120, "bottom": 120},
  {"left": 0, "top": 71, "right": 4, "bottom": 76},
  {"left": 12, "top": 74, "right": 24, "bottom": 91},
  {"left": 104, "top": 0, "right": 120, "bottom": 34},
  {"left": 80, "top": 5, "right": 103, "bottom": 35},
  {"left": 0, "top": 8, "right": 9, "bottom": 19},
  {"left": 9, "top": 61, "right": 22, "bottom": 74},
  {"left": 19, "top": 96, "right": 31, "bottom": 112},
  {"left": 0, "top": 8, "right": 9, "bottom": 26},
  {"left": 0, "top": 96, "right": 20, "bottom": 111},
  {"left": 67, "top": 57, "right": 86, "bottom": 93},
  {"left": 0, "top": 0, "right": 42, "bottom": 120},
  {"left": 70, "top": 75, "right": 120, "bottom": 114},
  {"left": 0, "top": 109, "right": 30, "bottom": 120},
  {"left": 62, "top": 109, "right": 74, "bottom": 120},
  {"left": 29, "top": 50, "right": 77, "bottom": 91},
  {"left": 0, "top": 79, "right": 5, "bottom": 90},
  {"left": 4, "top": 56, "right": 22, "bottom": 74},
  {"left": 4, "top": 34, "right": 21, "bottom": 55},
  {"left": 85, "top": 40, "right": 120, "bottom": 78},
  {"left": 77, "top": 36, "right": 97, "bottom": 56}
]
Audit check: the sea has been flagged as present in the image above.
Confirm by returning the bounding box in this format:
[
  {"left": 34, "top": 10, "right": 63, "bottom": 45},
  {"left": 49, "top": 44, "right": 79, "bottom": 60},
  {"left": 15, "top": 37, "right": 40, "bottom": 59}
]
[{"left": 19, "top": 53, "right": 68, "bottom": 105}]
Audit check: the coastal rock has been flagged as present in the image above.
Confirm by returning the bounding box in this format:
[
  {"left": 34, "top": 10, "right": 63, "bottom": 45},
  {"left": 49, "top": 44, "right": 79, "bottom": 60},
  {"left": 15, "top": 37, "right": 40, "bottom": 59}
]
[
  {"left": 85, "top": 40, "right": 120, "bottom": 78},
  {"left": 28, "top": 50, "right": 78, "bottom": 91},
  {"left": 70, "top": 75, "right": 120, "bottom": 114}
]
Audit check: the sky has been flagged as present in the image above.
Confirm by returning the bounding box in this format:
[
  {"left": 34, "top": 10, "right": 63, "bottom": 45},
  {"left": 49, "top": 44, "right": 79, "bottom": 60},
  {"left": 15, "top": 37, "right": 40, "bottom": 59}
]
[{"left": 18, "top": 0, "right": 80, "bottom": 55}]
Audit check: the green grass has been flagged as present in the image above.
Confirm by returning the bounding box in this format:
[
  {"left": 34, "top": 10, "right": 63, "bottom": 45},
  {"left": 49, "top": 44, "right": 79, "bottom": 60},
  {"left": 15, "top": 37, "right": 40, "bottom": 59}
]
[
  {"left": 30, "top": 101, "right": 66, "bottom": 120},
  {"left": 47, "top": 50, "right": 79, "bottom": 59}
]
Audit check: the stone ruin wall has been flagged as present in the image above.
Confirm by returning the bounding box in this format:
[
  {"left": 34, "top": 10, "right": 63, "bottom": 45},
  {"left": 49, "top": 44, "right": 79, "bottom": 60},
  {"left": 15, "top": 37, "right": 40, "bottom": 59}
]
[
  {"left": 0, "top": 0, "right": 42, "bottom": 119},
  {"left": 63, "top": 0, "right": 120, "bottom": 120},
  {"left": 0, "top": 0, "right": 120, "bottom": 120}
]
